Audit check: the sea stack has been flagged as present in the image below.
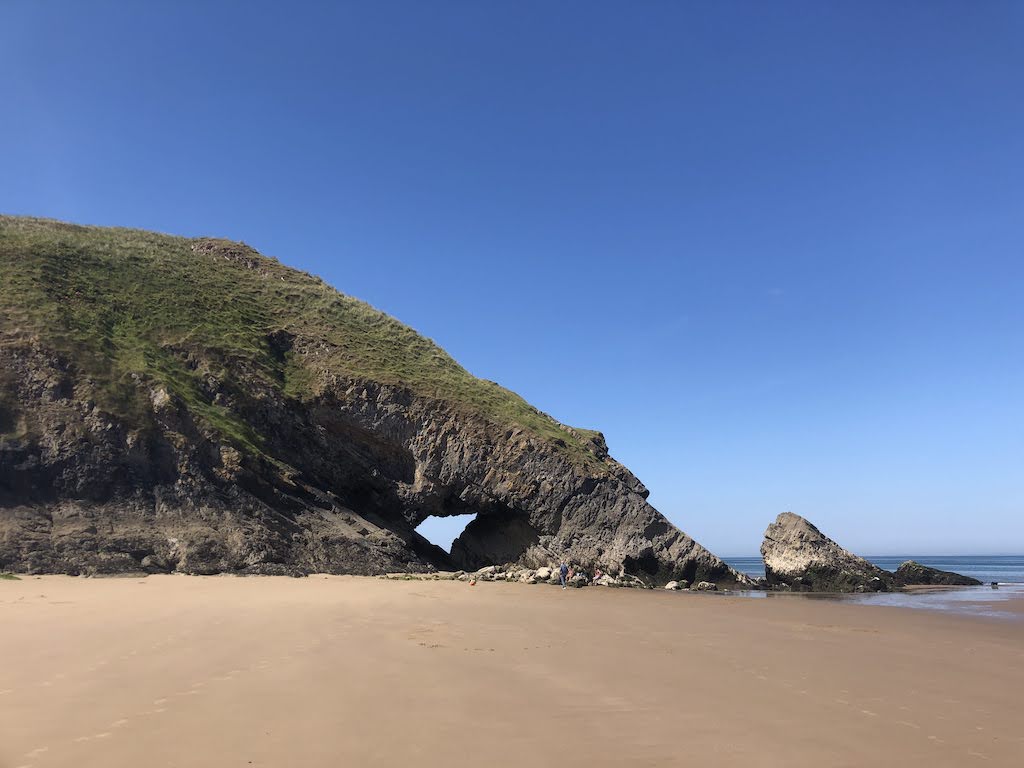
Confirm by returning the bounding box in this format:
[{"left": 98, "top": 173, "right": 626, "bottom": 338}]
[{"left": 760, "top": 512, "right": 892, "bottom": 592}]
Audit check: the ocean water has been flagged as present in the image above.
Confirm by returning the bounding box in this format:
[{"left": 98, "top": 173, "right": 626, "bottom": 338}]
[
  {"left": 722, "top": 555, "right": 1024, "bottom": 619},
  {"left": 724, "top": 555, "right": 1024, "bottom": 584}
]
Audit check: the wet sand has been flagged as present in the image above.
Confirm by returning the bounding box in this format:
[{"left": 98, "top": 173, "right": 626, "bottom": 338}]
[{"left": 2, "top": 575, "right": 1022, "bottom": 768}]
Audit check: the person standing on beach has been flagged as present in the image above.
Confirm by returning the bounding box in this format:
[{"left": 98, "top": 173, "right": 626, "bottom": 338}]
[{"left": 559, "top": 562, "right": 569, "bottom": 589}]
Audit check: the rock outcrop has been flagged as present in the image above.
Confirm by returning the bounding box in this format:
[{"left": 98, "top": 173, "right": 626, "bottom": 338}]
[
  {"left": 0, "top": 216, "right": 745, "bottom": 586},
  {"left": 761, "top": 514, "right": 981, "bottom": 592},
  {"left": 894, "top": 560, "right": 981, "bottom": 587},
  {"left": 761, "top": 512, "right": 892, "bottom": 592}
]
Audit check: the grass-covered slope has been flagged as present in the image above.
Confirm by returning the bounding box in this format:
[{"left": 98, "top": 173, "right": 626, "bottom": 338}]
[{"left": 0, "top": 215, "right": 598, "bottom": 461}]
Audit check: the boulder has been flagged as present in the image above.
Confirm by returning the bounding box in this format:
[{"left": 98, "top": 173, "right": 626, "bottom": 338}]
[
  {"left": 894, "top": 561, "right": 981, "bottom": 587},
  {"left": 664, "top": 580, "right": 681, "bottom": 590},
  {"left": 694, "top": 581, "right": 717, "bottom": 591},
  {"left": 761, "top": 512, "right": 893, "bottom": 593},
  {"left": 617, "top": 574, "right": 650, "bottom": 589},
  {"left": 535, "top": 566, "right": 552, "bottom": 580},
  {"left": 140, "top": 554, "right": 170, "bottom": 573}
]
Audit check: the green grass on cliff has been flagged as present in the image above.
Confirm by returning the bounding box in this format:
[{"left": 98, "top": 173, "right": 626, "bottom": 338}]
[{"left": 0, "top": 215, "right": 600, "bottom": 463}]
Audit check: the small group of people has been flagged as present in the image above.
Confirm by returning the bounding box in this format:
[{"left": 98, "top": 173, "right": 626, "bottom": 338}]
[{"left": 558, "top": 563, "right": 602, "bottom": 588}]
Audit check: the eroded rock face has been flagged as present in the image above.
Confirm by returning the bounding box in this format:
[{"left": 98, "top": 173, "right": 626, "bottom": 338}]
[
  {"left": 0, "top": 217, "right": 749, "bottom": 586},
  {"left": 0, "top": 337, "right": 744, "bottom": 586},
  {"left": 760, "top": 512, "right": 892, "bottom": 592},
  {"left": 894, "top": 561, "right": 981, "bottom": 587}
]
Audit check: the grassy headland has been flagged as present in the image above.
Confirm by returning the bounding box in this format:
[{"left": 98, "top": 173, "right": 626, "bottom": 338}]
[{"left": 0, "top": 215, "right": 599, "bottom": 464}]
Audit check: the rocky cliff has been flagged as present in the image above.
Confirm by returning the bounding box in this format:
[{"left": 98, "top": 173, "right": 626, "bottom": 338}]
[{"left": 0, "top": 216, "right": 743, "bottom": 585}]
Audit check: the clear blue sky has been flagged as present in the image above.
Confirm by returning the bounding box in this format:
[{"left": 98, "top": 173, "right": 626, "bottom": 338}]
[{"left": 3, "top": 1, "right": 1021, "bottom": 555}]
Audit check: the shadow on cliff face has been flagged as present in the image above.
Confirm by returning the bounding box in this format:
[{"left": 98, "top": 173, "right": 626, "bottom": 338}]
[
  {"left": 411, "top": 511, "right": 540, "bottom": 572},
  {"left": 450, "top": 511, "right": 540, "bottom": 571}
]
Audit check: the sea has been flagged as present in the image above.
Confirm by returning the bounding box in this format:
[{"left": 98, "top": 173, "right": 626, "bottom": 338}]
[
  {"left": 724, "top": 554, "right": 1024, "bottom": 584},
  {"left": 722, "top": 555, "right": 1024, "bottom": 619}
]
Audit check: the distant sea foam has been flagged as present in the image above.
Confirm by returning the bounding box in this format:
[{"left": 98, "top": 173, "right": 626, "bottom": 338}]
[{"left": 724, "top": 555, "right": 1024, "bottom": 585}]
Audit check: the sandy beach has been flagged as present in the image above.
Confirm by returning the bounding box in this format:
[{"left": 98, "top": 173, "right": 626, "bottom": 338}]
[{"left": 2, "top": 576, "right": 1022, "bottom": 768}]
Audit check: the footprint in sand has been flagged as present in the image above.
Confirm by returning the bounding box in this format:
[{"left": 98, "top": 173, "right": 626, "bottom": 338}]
[
  {"left": 111, "top": 719, "right": 129, "bottom": 728},
  {"left": 24, "top": 747, "right": 49, "bottom": 759}
]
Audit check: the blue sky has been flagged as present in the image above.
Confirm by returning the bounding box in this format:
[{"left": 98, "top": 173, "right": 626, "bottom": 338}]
[{"left": 2, "top": 1, "right": 1021, "bottom": 555}]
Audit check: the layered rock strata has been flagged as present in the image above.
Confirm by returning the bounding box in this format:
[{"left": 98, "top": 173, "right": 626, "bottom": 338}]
[{"left": 0, "top": 216, "right": 744, "bottom": 586}]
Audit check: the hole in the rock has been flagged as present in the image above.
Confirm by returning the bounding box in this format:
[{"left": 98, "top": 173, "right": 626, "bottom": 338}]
[{"left": 415, "top": 513, "right": 477, "bottom": 554}]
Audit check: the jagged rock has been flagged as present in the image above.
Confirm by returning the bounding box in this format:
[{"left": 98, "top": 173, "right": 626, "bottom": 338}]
[
  {"left": 894, "top": 560, "right": 981, "bottom": 587},
  {"left": 140, "top": 554, "right": 170, "bottom": 573},
  {"left": 518, "top": 569, "right": 537, "bottom": 583},
  {"left": 694, "top": 581, "right": 717, "bottom": 591},
  {"left": 664, "top": 580, "right": 680, "bottom": 590},
  {"left": 761, "top": 512, "right": 893, "bottom": 592},
  {"left": 0, "top": 216, "right": 747, "bottom": 585},
  {"left": 568, "top": 572, "right": 589, "bottom": 588},
  {"left": 535, "top": 566, "right": 552, "bottom": 580},
  {"left": 618, "top": 574, "right": 650, "bottom": 589}
]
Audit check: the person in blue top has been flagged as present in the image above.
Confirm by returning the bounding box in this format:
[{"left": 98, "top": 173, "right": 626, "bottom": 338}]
[{"left": 559, "top": 562, "right": 569, "bottom": 589}]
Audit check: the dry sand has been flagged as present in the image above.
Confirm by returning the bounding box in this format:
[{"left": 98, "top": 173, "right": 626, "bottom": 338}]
[{"left": 2, "top": 575, "right": 1022, "bottom": 768}]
